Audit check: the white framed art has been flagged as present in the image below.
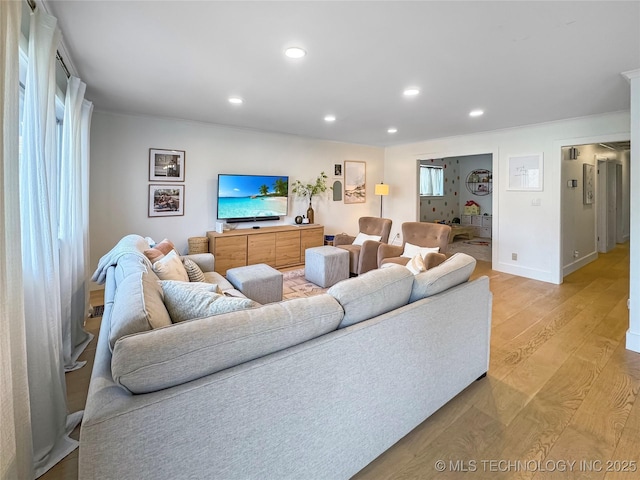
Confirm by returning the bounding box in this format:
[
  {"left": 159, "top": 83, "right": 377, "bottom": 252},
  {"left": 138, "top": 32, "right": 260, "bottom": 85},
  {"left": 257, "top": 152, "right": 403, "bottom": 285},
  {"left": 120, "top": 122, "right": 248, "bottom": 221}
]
[{"left": 507, "top": 153, "right": 543, "bottom": 191}]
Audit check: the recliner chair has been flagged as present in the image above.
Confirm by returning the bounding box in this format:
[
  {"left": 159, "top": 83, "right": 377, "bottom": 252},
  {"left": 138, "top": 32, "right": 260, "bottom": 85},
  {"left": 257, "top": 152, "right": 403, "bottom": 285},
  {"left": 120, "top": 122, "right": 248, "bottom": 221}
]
[
  {"left": 333, "top": 217, "right": 392, "bottom": 275},
  {"left": 377, "top": 222, "right": 451, "bottom": 268}
]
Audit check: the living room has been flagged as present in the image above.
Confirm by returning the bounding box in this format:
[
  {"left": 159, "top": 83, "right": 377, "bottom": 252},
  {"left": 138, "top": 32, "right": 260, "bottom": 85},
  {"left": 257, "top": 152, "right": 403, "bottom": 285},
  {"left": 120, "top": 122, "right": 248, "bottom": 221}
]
[{"left": 3, "top": 1, "right": 640, "bottom": 479}]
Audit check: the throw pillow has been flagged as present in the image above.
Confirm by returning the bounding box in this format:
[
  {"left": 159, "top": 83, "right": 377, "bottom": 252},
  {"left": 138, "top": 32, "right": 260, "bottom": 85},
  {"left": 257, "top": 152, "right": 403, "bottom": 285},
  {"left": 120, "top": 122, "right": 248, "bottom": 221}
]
[
  {"left": 183, "top": 258, "right": 206, "bottom": 282},
  {"left": 144, "top": 238, "right": 176, "bottom": 263},
  {"left": 424, "top": 252, "right": 447, "bottom": 270},
  {"left": 401, "top": 242, "right": 439, "bottom": 258},
  {"left": 161, "top": 280, "right": 259, "bottom": 322},
  {"left": 152, "top": 250, "right": 189, "bottom": 282},
  {"left": 405, "top": 253, "right": 426, "bottom": 275},
  {"left": 352, "top": 232, "right": 382, "bottom": 246}
]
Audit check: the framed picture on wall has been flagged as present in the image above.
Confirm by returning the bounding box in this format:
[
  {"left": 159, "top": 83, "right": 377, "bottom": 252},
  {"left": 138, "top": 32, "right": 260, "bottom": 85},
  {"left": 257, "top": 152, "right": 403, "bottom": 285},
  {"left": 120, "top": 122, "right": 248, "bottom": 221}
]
[
  {"left": 149, "top": 148, "right": 185, "bottom": 182},
  {"left": 583, "top": 163, "right": 594, "bottom": 205},
  {"left": 333, "top": 163, "right": 343, "bottom": 177},
  {"left": 148, "top": 184, "right": 184, "bottom": 217},
  {"left": 507, "top": 153, "right": 543, "bottom": 191},
  {"left": 344, "top": 160, "right": 366, "bottom": 204}
]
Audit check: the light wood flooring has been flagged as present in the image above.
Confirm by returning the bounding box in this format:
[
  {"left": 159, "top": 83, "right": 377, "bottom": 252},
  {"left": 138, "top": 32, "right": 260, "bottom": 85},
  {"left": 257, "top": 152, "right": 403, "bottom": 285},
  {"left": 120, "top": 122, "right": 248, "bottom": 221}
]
[{"left": 43, "top": 244, "right": 637, "bottom": 480}]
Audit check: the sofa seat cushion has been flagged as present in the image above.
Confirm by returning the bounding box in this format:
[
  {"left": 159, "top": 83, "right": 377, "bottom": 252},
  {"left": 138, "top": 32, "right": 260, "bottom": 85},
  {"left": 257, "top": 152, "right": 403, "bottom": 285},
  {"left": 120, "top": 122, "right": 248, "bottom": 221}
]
[
  {"left": 160, "top": 280, "right": 259, "bottom": 322},
  {"left": 108, "top": 271, "right": 172, "bottom": 350},
  {"left": 409, "top": 252, "right": 476, "bottom": 302},
  {"left": 328, "top": 265, "right": 414, "bottom": 328},
  {"left": 203, "top": 271, "right": 236, "bottom": 292},
  {"left": 111, "top": 294, "right": 344, "bottom": 394}
]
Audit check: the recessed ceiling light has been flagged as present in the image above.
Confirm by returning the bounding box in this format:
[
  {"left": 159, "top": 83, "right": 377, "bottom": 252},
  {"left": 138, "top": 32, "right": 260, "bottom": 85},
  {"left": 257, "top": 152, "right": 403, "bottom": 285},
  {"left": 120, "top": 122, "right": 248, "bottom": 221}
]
[
  {"left": 324, "top": 115, "right": 336, "bottom": 122},
  {"left": 387, "top": 127, "right": 398, "bottom": 134},
  {"left": 403, "top": 88, "right": 420, "bottom": 97},
  {"left": 469, "top": 109, "right": 484, "bottom": 117},
  {"left": 285, "top": 47, "right": 306, "bottom": 59},
  {"left": 228, "top": 97, "right": 243, "bottom": 105}
]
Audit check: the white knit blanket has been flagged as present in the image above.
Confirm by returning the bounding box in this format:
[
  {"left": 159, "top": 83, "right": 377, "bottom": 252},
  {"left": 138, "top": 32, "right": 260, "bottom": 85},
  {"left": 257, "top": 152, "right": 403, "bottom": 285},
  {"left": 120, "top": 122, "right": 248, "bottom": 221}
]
[{"left": 91, "top": 234, "right": 151, "bottom": 285}]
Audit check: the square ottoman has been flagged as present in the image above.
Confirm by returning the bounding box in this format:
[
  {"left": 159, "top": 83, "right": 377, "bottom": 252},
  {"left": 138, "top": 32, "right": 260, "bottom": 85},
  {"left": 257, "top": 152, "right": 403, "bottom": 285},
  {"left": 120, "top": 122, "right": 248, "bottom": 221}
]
[
  {"left": 305, "top": 246, "right": 350, "bottom": 288},
  {"left": 226, "top": 264, "right": 283, "bottom": 304}
]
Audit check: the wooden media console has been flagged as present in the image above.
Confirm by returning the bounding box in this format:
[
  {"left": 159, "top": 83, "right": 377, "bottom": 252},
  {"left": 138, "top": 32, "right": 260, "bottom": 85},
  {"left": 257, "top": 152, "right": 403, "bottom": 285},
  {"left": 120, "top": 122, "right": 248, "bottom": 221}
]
[{"left": 206, "top": 225, "right": 324, "bottom": 275}]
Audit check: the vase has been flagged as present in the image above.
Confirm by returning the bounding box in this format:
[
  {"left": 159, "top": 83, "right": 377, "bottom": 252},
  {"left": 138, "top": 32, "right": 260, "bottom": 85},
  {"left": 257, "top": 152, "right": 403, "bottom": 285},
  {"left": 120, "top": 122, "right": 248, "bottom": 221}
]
[{"left": 306, "top": 202, "right": 314, "bottom": 224}]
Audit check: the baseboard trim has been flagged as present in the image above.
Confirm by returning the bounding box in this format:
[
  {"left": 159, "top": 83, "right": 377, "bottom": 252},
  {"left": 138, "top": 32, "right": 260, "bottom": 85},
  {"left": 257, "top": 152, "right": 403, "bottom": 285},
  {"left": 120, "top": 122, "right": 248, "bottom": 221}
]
[
  {"left": 563, "top": 251, "right": 598, "bottom": 277},
  {"left": 626, "top": 329, "right": 640, "bottom": 353}
]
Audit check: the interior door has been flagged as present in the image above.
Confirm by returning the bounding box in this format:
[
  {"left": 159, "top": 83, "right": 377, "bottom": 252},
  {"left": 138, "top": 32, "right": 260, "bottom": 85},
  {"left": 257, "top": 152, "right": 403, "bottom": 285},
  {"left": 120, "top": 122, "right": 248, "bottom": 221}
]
[{"left": 606, "top": 162, "right": 617, "bottom": 250}]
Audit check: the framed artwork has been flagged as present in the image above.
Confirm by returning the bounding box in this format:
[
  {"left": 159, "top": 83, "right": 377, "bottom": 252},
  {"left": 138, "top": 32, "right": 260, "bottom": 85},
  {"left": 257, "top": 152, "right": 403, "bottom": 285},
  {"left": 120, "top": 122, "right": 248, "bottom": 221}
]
[
  {"left": 344, "top": 160, "right": 366, "bottom": 204},
  {"left": 333, "top": 163, "right": 343, "bottom": 177},
  {"left": 149, "top": 184, "right": 184, "bottom": 217},
  {"left": 507, "top": 153, "right": 543, "bottom": 191},
  {"left": 583, "top": 163, "right": 594, "bottom": 205},
  {"left": 149, "top": 148, "right": 185, "bottom": 182}
]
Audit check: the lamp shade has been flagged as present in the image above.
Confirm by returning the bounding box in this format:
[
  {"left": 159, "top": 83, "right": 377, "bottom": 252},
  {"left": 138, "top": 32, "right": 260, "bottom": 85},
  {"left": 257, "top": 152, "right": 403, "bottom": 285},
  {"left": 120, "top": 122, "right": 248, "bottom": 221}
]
[{"left": 375, "top": 183, "right": 389, "bottom": 196}]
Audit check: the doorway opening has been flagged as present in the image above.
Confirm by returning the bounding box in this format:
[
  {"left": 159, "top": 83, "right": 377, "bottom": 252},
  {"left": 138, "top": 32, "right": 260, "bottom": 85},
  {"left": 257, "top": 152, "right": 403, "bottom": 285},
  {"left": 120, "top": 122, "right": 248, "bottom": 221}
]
[
  {"left": 417, "top": 153, "right": 493, "bottom": 264},
  {"left": 560, "top": 141, "right": 630, "bottom": 277}
]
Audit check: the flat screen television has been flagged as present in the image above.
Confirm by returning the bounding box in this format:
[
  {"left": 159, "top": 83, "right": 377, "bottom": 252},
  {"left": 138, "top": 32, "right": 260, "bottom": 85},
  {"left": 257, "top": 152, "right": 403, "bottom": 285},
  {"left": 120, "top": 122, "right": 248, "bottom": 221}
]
[{"left": 217, "top": 174, "right": 289, "bottom": 223}]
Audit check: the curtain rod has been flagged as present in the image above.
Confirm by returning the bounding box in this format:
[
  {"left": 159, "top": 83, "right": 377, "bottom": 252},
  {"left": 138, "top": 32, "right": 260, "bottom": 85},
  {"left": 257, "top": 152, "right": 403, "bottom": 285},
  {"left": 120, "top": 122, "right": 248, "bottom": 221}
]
[{"left": 26, "top": 0, "right": 71, "bottom": 79}]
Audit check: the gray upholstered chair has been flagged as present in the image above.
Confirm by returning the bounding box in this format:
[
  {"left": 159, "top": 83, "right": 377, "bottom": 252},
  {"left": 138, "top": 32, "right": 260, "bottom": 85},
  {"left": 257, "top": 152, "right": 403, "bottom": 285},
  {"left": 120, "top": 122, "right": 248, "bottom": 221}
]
[
  {"left": 333, "top": 216, "right": 392, "bottom": 275},
  {"left": 377, "top": 222, "right": 451, "bottom": 268}
]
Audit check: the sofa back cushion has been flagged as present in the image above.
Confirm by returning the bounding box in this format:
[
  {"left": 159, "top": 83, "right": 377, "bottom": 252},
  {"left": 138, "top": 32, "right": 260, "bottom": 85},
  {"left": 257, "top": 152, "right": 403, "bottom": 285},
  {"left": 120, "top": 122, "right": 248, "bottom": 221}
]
[
  {"left": 108, "top": 270, "right": 172, "bottom": 350},
  {"left": 409, "top": 252, "right": 476, "bottom": 303},
  {"left": 328, "top": 265, "right": 414, "bottom": 328},
  {"left": 111, "top": 294, "right": 344, "bottom": 394}
]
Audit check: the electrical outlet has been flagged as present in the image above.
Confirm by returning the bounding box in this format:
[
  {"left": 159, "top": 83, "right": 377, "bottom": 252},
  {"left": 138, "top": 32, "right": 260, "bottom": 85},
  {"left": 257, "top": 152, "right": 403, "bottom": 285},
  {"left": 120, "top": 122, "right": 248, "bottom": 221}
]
[
  {"left": 512, "top": 253, "right": 517, "bottom": 261},
  {"left": 573, "top": 250, "right": 579, "bottom": 258}
]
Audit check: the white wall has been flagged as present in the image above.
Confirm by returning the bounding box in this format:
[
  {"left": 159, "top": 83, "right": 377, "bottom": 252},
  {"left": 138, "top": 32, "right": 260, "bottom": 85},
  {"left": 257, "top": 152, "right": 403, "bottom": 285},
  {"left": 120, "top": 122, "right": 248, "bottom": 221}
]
[
  {"left": 623, "top": 69, "right": 639, "bottom": 354},
  {"left": 89, "top": 111, "right": 384, "bottom": 279},
  {"left": 384, "top": 111, "right": 630, "bottom": 284}
]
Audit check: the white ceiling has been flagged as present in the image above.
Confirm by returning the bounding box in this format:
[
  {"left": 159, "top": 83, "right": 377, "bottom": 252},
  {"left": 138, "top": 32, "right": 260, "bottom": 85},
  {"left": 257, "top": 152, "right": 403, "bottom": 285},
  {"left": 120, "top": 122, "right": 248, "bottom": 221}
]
[{"left": 43, "top": 1, "right": 640, "bottom": 147}]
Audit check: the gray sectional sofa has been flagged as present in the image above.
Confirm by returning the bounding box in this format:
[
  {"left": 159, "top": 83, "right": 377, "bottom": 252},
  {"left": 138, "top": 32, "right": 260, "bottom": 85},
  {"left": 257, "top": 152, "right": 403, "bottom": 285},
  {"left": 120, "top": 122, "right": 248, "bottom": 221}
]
[{"left": 79, "top": 234, "right": 492, "bottom": 480}]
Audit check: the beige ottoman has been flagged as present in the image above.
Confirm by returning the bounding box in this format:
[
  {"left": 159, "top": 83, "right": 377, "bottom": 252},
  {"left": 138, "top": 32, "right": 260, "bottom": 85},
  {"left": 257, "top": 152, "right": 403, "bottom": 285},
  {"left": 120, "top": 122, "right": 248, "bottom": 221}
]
[
  {"left": 226, "top": 263, "right": 283, "bottom": 304},
  {"left": 305, "top": 246, "right": 350, "bottom": 288}
]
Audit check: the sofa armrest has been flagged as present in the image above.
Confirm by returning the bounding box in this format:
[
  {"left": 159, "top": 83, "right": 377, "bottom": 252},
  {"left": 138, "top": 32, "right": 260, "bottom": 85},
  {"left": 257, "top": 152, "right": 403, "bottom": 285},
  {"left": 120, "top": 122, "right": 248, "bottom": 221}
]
[
  {"left": 358, "top": 240, "right": 383, "bottom": 275},
  {"left": 377, "top": 244, "right": 404, "bottom": 267},
  {"left": 333, "top": 233, "right": 355, "bottom": 247},
  {"left": 181, "top": 253, "right": 215, "bottom": 273}
]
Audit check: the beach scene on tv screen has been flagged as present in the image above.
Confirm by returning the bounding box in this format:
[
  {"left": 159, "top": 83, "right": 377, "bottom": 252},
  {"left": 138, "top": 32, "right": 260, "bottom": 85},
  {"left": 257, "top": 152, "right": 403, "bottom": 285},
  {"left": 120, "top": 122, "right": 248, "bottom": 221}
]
[{"left": 218, "top": 175, "right": 289, "bottom": 218}]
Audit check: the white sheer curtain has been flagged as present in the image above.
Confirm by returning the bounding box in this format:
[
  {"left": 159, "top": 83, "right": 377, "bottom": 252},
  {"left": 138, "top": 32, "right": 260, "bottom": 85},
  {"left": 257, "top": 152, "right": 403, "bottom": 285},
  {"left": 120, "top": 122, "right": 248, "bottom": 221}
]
[
  {"left": 21, "top": 8, "right": 82, "bottom": 477},
  {"left": 1, "top": 3, "right": 35, "bottom": 479},
  {"left": 59, "top": 76, "right": 94, "bottom": 372},
  {"left": 420, "top": 166, "right": 444, "bottom": 196}
]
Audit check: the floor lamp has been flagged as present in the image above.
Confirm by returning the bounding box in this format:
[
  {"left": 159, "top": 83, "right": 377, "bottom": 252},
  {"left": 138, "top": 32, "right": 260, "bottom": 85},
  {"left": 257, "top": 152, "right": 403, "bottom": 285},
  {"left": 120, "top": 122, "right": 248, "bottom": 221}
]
[{"left": 374, "top": 183, "right": 389, "bottom": 217}]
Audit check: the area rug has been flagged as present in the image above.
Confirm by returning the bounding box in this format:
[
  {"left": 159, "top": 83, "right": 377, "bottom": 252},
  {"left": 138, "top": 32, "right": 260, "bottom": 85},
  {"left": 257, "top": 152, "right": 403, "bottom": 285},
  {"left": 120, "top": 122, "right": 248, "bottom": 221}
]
[
  {"left": 447, "top": 237, "right": 492, "bottom": 263},
  {"left": 282, "top": 268, "right": 329, "bottom": 300}
]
